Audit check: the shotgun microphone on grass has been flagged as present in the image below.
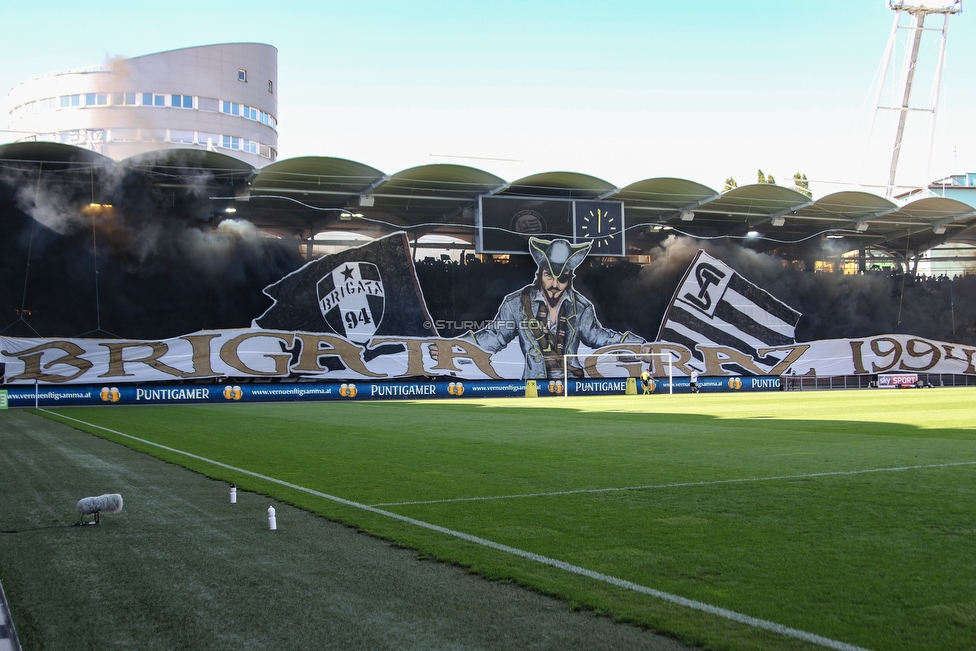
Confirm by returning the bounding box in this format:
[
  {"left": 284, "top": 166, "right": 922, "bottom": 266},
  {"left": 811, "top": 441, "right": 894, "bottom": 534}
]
[{"left": 75, "top": 494, "right": 123, "bottom": 525}]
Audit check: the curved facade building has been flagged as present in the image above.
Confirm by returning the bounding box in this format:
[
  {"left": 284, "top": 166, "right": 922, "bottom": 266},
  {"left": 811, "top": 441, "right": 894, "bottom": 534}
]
[{"left": 6, "top": 43, "right": 277, "bottom": 167}]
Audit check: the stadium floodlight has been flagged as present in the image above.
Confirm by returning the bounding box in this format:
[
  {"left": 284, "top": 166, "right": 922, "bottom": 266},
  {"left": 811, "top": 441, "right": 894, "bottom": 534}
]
[
  {"left": 887, "top": 1, "right": 962, "bottom": 11},
  {"left": 876, "top": 0, "right": 962, "bottom": 196},
  {"left": 561, "top": 350, "right": 677, "bottom": 397}
]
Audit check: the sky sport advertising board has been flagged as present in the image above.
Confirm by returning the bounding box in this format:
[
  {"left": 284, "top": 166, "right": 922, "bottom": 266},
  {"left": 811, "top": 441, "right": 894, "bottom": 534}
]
[{"left": 877, "top": 373, "right": 919, "bottom": 388}]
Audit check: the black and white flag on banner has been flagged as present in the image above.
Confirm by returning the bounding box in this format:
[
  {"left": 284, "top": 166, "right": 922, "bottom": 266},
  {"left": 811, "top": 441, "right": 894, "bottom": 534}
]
[
  {"left": 254, "top": 231, "right": 437, "bottom": 339},
  {"left": 657, "top": 250, "right": 802, "bottom": 374}
]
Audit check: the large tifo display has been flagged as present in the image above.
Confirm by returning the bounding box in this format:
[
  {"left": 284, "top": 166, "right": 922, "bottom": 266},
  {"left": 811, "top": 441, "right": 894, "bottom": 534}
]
[{"left": 2, "top": 233, "right": 975, "bottom": 385}]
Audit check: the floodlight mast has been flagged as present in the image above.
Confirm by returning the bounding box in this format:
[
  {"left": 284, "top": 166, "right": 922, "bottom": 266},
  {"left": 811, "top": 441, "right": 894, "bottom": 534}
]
[
  {"left": 878, "top": 1, "right": 962, "bottom": 197},
  {"left": 561, "top": 351, "right": 675, "bottom": 397}
]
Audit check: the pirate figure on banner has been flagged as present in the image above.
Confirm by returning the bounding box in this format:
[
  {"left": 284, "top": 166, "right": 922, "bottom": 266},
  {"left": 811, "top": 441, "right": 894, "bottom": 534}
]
[{"left": 459, "top": 237, "right": 646, "bottom": 379}]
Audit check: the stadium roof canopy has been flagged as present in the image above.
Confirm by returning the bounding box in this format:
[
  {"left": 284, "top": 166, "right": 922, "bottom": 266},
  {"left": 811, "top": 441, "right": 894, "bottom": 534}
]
[{"left": 3, "top": 142, "right": 976, "bottom": 262}]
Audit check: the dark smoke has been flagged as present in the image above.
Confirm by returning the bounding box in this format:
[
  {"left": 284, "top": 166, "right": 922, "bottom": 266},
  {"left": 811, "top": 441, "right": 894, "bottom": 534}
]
[
  {"left": 0, "top": 156, "right": 303, "bottom": 339},
  {"left": 2, "top": 160, "right": 974, "bottom": 346},
  {"left": 419, "top": 236, "right": 976, "bottom": 346}
]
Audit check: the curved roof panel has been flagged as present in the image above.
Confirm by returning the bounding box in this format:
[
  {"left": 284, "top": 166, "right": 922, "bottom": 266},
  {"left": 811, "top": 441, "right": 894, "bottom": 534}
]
[
  {"left": 779, "top": 191, "right": 899, "bottom": 234},
  {"left": 0, "top": 141, "right": 113, "bottom": 167},
  {"left": 504, "top": 171, "right": 616, "bottom": 199},
  {"left": 377, "top": 163, "right": 504, "bottom": 198},
  {"left": 120, "top": 149, "right": 254, "bottom": 179},
  {"left": 364, "top": 164, "right": 506, "bottom": 233},
  {"left": 896, "top": 196, "right": 976, "bottom": 221},
  {"left": 699, "top": 184, "right": 814, "bottom": 220},
  {"left": 612, "top": 177, "right": 720, "bottom": 223},
  {"left": 800, "top": 191, "right": 898, "bottom": 220},
  {"left": 3, "top": 141, "right": 976, "bottom": 259},
  {"left": 868, "top": 196, "right": 976, "bottom": 253},
  {"left": 250, "top": 156, "right": 386, "bottom": 205}
]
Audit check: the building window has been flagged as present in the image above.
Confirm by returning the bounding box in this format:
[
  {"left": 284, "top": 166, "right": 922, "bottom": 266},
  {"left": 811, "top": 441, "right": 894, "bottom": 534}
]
[
  {"left": 142, "top": 93, "right": 165, "bottom": 107},
  {"left": 112, "top": 93, "right": 137, "bottom": 106},
  {"left": 60, "top": 94, "right": 81, "bottom": 108},
  {"left": 170, "top": 130, "right": 195, "bottom": 144},
  {"left": 268, "top": 80, "right": 273, "bottom": 93},
  {"left": 110, "top": 128, "right": 138, "bottom": 142},
  {"left": 198, "top": 97, "right": 219, "bottom": 112},
  {"left": 238, "top": 69, "right": 247, "bottom": 82},
  {"left": 171, "top": 94, "right": 193, "bottom": 109}
]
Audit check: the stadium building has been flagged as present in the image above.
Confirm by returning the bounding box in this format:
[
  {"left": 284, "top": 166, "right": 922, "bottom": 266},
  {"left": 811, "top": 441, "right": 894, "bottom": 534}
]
[{"left": 5, "top": 43, "right": 277, "bottom": 168}]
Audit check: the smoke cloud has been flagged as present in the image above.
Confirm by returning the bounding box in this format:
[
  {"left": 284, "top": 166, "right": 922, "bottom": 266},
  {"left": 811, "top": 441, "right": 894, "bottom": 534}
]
[
  {"left": 577, "top": 236, "right": 976, "bottom": 345},
  {"left": 420, "top": 236, "right": 976, "bottom": 346},
  {"left": 2, "top": 159, "right": 973, "bottom": 347},
  {"left": 0, "top": 157, "right": 303, "bottom": 338}
]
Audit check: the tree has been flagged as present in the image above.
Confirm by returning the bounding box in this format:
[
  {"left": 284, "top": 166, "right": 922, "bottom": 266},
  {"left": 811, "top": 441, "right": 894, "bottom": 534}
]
[
  {"left": 723, "top": 177, "right": 737, "bottom": 192},
  {"left": 758, "top": 169, "right": 775, "bottom": 185},
  {"left": 793, "top": 172, "right": 811, "bottom": 198}
]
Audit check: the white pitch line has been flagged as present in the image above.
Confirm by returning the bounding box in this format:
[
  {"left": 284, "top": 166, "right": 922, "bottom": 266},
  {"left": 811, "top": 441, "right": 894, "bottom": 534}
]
[
  {"left": 42, "top": 409, "right": 872, "bottom": 651},
  {"left": 371, "top": 461, "right": 976, "bottom": 507}
]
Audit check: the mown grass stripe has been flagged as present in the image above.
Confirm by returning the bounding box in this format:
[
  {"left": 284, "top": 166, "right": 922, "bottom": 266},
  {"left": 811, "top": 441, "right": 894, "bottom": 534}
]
[
  {"left": 370, "top": 461, "right": 976, "bottom": 506},
  {"left": 42, "top": 408, "right": 872, "bottom": 651}
]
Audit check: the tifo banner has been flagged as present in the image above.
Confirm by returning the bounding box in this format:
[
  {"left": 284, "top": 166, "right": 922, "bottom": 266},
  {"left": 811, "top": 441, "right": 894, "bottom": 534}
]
[
  {"left": 254, "top": 232, "right": 437, "bottom": 340},
  {"left": 2, "top": 240, "right": 975, "bottom": 385},
  {"left": 658, "top": 250, "right": 802, "bottom": 375},
  {"left": 2, "top": 330, "right": 973, "bottom": 385}
]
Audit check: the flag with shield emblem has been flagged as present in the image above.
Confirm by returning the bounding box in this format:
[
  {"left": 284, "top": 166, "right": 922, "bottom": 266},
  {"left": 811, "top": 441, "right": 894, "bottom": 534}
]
[
  {"left": 657, "top": 250, "right": 801, "bottom": 374},
  {"left": 253, "top": 232, "right": 437, "bottom": 339},
  {"left": 316, "top": 261, "right": 385, "bottom": 344}
]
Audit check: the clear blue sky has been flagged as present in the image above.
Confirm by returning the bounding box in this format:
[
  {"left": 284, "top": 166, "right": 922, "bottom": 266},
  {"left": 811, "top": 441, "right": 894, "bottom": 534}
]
[{"left": 2, "top": 0, "right": 974, "bottom": 196}]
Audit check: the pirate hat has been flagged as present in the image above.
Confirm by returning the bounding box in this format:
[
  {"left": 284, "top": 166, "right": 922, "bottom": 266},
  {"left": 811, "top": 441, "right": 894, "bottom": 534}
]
[{"left": 528, "top": 237, "right": 591, "bottom": 278}]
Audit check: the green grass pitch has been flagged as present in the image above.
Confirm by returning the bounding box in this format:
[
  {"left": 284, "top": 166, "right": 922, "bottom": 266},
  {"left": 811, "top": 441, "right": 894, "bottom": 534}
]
[{"left": 34, "top": 388, "right": 976, "bottom": 650}]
